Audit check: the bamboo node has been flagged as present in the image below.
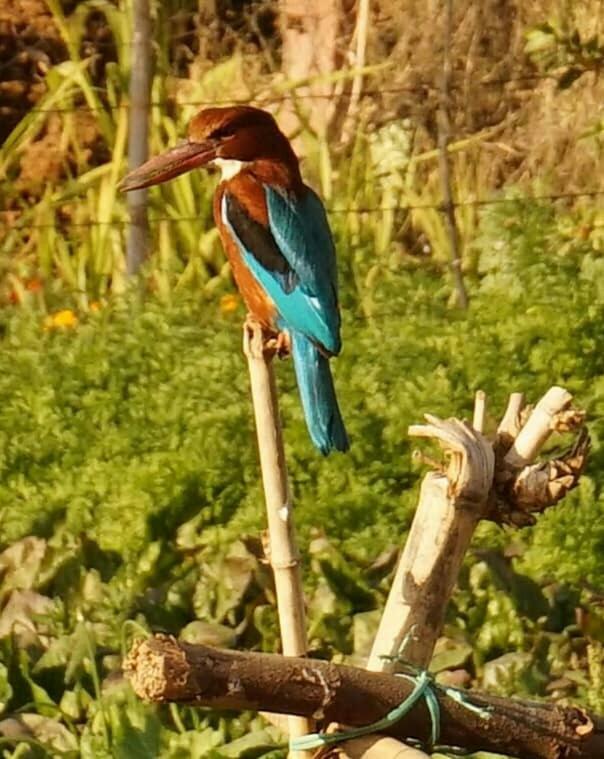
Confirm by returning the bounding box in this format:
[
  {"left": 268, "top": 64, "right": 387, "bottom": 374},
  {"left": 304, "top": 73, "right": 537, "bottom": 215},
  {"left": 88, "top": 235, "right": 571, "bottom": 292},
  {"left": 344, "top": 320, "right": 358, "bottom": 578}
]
[
  {"left": 278, "top": 504, "right": 292, "bottom": 522},
  {"left": 243, "top": 316, "right": 285, "bottom": 361},
  {"left": 243, "top": 316, "right": 266, "bottom": 361}
]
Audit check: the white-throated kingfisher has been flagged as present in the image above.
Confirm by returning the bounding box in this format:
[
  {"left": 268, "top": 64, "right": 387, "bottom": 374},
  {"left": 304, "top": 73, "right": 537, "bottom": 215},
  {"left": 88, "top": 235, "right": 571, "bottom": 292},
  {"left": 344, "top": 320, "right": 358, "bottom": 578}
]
[{"left": 120, "top": 105, "right": 349, "bottom": 455}]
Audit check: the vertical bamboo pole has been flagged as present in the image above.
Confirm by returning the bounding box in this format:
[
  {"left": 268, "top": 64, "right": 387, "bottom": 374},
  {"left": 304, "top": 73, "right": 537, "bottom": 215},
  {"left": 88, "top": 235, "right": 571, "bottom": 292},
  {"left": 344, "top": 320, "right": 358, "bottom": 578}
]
[
  {"left": 342, "top": 0, "right": 371, "bottom": 140},
  {"left": 437, "top": 0, "right": 469, "bottom": 309},
  {"left": 126, "top": 0, "right": 152, "bottom": 276},
  {"left": 243, "top": 320, "right": 311, "bottom": 756}
]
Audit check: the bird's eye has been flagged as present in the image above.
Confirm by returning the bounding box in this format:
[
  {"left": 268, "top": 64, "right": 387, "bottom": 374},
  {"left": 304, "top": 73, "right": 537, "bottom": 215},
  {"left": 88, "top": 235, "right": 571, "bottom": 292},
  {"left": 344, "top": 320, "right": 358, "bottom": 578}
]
[{"left": 210, "top": 125, "right": 235, "bottom": 140}]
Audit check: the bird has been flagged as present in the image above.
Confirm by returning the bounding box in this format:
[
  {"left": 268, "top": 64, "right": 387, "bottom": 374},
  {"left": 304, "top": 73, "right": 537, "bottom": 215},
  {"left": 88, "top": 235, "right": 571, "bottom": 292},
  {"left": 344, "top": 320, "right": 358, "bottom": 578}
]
[{"left": 120, "top": 105, "right": 349, "bottom": 455}]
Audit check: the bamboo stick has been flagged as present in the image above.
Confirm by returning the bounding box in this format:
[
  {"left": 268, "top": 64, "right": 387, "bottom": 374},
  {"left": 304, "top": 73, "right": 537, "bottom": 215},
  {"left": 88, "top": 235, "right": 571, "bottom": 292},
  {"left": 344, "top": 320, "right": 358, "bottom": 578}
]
[
  {"left": 437, "top": 0, "right": 469, "bottom": 309},
  {"left": 126, "top": 0, "right": 152, "bottom": 275},
  {"left": 472, "top": 389, "right": 486, "bottom": 433},
  {"left": 243, "top": 318, "right": 311, "bottom": 755}
]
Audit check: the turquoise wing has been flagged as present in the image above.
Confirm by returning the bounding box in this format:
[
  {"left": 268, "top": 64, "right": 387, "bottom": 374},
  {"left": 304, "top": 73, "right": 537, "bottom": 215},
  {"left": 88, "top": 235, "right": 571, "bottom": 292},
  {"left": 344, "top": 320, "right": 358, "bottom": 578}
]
[{"left": 221, "top": 186, "right": 342, "bottom": 355}]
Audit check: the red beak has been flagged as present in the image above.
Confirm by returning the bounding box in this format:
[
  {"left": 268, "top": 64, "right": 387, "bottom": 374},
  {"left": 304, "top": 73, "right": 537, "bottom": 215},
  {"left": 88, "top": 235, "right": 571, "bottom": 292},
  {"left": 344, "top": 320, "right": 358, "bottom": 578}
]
[{"left": 119, "top": 140, "right": 217, "bottom": 192}]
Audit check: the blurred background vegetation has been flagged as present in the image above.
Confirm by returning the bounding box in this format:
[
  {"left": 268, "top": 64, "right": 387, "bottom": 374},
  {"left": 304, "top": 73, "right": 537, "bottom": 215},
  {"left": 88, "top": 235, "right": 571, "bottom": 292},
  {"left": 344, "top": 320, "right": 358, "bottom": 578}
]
[{"left": 0, "top": 0, "right": 604, "bottom": 756}]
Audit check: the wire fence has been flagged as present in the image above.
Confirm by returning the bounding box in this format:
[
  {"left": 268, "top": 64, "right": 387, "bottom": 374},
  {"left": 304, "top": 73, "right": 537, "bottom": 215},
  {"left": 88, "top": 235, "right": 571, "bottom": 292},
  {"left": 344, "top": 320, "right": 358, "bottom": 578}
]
[
  {"left": 7, "top": 72, "right": 571, "bottom": 117},
  {"left": 1, "top": 189, "right": 603, "bottom": 231},
  {"left": 2, "top": 9, "right": 602, "bottom": 273}
]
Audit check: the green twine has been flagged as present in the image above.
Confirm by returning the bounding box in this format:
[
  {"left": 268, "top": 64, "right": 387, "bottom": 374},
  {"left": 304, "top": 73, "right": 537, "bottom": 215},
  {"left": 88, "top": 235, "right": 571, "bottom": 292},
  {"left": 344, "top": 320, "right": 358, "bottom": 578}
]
[{"left": 289, "top": 669, "right": 491, "bottom": 753}]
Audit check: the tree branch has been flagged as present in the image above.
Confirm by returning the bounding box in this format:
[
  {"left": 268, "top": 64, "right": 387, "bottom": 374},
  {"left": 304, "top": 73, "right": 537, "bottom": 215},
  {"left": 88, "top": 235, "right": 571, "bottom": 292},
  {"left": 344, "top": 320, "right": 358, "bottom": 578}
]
[{"left": 124, "top": 636, "right": 604, "bottom": 759}]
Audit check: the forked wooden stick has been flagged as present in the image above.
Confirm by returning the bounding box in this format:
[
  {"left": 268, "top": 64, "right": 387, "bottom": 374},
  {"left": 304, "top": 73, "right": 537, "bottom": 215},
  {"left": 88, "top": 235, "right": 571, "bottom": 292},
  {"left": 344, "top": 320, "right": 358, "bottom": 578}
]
[
  {"left": 367, "top": 419, "right": 492, "bottom": 672},
  {"left": 243, "top": 318, "right": 312, "bottom": 754},
  {"left": 367, "top": 386, "right": 579, "bottom": 674}
]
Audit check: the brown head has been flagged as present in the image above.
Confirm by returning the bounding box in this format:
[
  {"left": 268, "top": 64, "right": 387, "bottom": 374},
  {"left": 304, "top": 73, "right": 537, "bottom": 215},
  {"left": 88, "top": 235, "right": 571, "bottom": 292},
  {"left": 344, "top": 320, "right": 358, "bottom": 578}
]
[{"left": 119, "top": 105, "right": 300, "bottom": 192}]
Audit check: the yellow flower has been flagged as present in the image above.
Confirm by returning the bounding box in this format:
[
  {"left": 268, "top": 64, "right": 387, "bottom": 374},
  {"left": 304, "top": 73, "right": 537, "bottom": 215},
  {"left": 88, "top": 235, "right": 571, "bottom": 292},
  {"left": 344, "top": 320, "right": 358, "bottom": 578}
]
[
  {"left": 44, "top": 309, "right": 78, "bottom": 331},
  {"left": 219, "top": 293, "right": 240, "bottom": 314}
]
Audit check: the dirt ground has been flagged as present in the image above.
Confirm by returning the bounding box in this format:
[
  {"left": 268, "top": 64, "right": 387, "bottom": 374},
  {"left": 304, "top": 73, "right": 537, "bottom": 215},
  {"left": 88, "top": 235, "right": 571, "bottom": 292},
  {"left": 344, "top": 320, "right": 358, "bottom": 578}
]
[{"left": 0, "top": 0, "right": 66, "bottom": 144}]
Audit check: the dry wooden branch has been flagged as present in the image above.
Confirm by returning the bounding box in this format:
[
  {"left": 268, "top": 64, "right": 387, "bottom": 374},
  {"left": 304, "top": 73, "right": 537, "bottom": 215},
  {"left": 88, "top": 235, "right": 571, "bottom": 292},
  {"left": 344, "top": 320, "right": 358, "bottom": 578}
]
[
  {"left": 492, "top": 427, "right": 590, "bottom": 526},
  {"left": 367, "top": 387, "right": 587, "bottom": 675},
  {"left": 496, "top": 391, "right": 525, "bottom": 441},
  {"left": 123, "top": 635, "right": 604, "bottom": 759},
  {"left": 492, "top": 386, "right": 587, "bottom": 526},
  {"left": 472, "top": 389, "right": 486, "bottom": 433},
  {"left": 504, "top": 386, "right": 574, "bottom": 467},
  {"left": 367, "top": 417, "right": 493, "bottom": 672},
  {"left": 243, "top": 318, "right": 312, "bottom": 751}
]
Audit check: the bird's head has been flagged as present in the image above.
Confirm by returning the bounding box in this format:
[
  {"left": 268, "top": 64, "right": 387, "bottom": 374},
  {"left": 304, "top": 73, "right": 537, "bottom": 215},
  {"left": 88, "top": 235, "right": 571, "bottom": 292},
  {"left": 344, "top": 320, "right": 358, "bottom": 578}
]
[{"left": 119, "top": 105, "right": 299, "bottom": 192}]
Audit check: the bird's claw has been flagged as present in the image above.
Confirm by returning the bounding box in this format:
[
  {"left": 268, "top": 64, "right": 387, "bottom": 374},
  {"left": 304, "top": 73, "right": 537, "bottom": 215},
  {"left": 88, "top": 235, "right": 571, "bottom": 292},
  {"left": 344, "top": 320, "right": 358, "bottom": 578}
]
[
  {"left": 271, "top": 331, "right": 291, "bottom": 359},
  {"left": 243, "top": 317, "right": 289, "bottom": 360}
]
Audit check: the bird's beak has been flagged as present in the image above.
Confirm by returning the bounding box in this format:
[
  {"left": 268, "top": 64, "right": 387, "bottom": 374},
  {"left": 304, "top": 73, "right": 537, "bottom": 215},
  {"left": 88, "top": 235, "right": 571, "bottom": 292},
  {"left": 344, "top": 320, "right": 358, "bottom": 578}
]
[{"left": 119, "top": 140, "right": 217, "bottom": 192}]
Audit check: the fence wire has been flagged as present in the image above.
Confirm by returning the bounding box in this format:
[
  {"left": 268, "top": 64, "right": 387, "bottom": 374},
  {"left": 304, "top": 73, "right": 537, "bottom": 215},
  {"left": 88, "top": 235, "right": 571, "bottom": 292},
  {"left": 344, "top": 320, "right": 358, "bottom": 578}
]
[
  {"left": 1, "top": 189, "right": 603, "bottom": 231},
  {"left": 8, "top": 73, "right": 569, "bottom": 117}
]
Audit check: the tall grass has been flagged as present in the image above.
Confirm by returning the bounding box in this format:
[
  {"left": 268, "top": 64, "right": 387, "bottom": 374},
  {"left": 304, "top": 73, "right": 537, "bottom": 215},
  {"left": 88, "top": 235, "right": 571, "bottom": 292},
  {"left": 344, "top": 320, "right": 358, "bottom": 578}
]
[
  {"left": 0, "top": 0, "right": 496, "bottom": 313},
  {"left": 3, "top": 0, "right": 603, "bottom": 313}
]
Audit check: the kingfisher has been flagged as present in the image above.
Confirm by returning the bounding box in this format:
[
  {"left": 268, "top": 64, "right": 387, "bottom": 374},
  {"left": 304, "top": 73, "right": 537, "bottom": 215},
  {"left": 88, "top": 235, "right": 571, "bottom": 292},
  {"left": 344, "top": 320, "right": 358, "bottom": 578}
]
[{"left": 120, "top": 105, "right": 349, "bottom": 455}]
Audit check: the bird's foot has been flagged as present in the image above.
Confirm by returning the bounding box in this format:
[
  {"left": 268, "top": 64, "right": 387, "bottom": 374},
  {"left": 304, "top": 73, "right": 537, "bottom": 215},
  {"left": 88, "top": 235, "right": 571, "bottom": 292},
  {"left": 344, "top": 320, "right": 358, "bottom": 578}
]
[
  {"left": 243, "top": 316, "right": 286, "bottom": 361},
  {"left": 270, "top": 330, "right": 291, "bottom": 360}
]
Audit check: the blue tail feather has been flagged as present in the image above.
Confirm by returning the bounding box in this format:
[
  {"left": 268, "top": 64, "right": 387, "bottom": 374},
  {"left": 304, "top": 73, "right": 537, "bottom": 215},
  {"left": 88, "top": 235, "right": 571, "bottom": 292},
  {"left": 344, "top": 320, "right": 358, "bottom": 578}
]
[{"left": 290, "top": 331, "right": 349, "bottom": 455}]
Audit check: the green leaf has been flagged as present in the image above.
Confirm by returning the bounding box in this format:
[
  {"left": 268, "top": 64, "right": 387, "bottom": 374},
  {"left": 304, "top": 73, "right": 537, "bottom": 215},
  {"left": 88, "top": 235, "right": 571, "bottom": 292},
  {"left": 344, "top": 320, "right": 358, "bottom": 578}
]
[
  {"left": 217, "top": 729, "right": 280, "bottom": 758},
  {"left": 429, "top": 638, "right": 473, "bottom": 673},
  {"left": 0, "top": 663, "right": 13, "bottom": 715},
  {"left": 0, "top": 538, "right": 46, "bottom": 601},
  {"left": 0, "top": 713, "right": 78, "bottom": 755}
]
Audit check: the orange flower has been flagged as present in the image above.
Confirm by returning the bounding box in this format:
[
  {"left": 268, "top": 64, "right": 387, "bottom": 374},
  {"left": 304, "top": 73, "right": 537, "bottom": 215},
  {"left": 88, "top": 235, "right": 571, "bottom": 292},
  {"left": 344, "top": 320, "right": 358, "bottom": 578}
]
[
  {"left": 25, "top": 278, "right": 43, "bottom": 293},
  {"left": 89, "top": 301, "right": 102, "bottom": 312},
  {"left": 219, "top": 293, "right": 240, "bottom": 314},
  {"left": 44, "top": 309, "right": 78, "bottom": 331}
]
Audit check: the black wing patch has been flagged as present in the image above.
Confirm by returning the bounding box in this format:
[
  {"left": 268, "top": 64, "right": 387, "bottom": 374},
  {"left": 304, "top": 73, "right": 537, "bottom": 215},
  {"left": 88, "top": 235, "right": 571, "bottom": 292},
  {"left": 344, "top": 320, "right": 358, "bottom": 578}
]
[{"left": 225, "top": 192, "right": 298, "bottom": 293}]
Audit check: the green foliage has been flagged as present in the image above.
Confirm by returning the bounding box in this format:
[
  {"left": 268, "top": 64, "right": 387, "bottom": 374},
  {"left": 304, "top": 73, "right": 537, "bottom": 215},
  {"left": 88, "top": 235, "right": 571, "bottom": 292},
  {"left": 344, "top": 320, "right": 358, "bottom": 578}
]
[
  {"left": 0, "top": 197, "right": 604, "bottom": 754},
  {"left": 526, "top": 20, "right": 604, "bottom": 88},
  {"left": 2, "top": 1, "right": 604, "bottom": 755}
]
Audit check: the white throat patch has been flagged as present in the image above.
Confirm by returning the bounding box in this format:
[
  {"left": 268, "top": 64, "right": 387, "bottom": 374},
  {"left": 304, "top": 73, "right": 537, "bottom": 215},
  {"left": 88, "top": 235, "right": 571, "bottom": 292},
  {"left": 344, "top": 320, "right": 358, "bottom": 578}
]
[{"left": 213, "top": 158, "right": 246, "bottom": 180}]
